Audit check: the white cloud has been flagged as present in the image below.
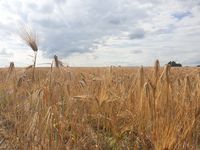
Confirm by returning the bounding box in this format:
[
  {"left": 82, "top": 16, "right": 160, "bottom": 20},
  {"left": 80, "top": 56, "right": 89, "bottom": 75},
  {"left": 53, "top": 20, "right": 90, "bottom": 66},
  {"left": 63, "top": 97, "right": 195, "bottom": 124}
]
[{"left": 0, "top": 0, "right": 200, "bottom": 66}]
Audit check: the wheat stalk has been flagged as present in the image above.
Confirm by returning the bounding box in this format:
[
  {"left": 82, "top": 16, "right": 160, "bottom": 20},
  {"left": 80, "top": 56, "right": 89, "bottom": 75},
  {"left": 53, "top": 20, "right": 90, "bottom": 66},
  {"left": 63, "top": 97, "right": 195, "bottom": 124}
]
[{"left": 20, "top": 26, "right": 38, "bottom": 81}]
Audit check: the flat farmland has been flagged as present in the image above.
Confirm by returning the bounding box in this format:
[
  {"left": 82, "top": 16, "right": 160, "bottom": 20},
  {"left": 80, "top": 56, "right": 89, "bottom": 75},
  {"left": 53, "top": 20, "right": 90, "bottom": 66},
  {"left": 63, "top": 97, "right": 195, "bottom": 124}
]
[{"left": 0, "top": 65, "right": 200, "bottom": 149}]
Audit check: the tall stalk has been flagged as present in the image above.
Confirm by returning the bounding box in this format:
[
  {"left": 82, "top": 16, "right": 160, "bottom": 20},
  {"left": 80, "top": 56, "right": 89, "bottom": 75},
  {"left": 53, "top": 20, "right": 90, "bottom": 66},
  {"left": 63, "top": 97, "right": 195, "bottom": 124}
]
[
  {"left": 32, "top": 51, "right": 38, "bottom": 81},
  {"left": 20, "top": 26, "right": 38, "bottom": 81}
]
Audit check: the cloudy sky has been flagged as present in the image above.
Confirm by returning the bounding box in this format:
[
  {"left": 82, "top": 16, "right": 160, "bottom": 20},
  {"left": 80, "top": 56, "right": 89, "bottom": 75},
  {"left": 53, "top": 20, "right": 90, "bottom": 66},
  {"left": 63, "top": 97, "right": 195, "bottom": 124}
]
[{"left": 0, "top": 0, "right": 200, "bottom": 67}]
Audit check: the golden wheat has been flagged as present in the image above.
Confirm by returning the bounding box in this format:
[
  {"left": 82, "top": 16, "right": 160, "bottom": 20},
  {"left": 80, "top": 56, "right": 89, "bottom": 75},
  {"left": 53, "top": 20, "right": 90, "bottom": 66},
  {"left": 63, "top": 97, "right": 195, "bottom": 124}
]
[{"left": 0, "top": 60, "right": 199, "bottom": 149}]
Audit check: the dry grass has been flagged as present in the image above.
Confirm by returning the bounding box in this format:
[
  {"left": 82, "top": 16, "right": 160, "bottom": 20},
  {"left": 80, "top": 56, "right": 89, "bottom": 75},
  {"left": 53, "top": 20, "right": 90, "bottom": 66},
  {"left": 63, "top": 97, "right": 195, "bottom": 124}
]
[{"left": 0, "top": 61, "right": 200, "bottom": 150}]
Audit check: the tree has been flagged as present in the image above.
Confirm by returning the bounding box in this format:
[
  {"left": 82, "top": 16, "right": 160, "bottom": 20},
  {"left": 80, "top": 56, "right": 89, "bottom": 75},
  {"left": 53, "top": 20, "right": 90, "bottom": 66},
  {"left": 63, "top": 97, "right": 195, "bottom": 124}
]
[{"left": 168, "top": 61, "right": 182, "bottom": 67}]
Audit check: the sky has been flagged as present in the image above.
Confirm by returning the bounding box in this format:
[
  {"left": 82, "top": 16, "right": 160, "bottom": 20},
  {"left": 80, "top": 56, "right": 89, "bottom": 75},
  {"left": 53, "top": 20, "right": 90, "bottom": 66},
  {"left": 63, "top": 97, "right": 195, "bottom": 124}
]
[{"left": 0, "top": 0, "right": 200, "bottom": 67}]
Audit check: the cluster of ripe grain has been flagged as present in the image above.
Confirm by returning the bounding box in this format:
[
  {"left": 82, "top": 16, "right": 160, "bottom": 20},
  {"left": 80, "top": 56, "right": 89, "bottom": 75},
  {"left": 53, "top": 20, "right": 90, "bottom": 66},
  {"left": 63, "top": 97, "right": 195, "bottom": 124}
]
[{"left": 0, "top": 60, "right": 200, "bottom": 149}]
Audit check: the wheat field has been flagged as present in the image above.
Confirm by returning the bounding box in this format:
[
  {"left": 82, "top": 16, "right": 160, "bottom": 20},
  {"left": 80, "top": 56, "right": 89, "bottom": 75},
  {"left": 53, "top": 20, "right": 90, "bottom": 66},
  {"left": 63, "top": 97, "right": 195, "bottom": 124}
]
[{"left": 0, "top": 61, "right": 200, "bottom": 150}]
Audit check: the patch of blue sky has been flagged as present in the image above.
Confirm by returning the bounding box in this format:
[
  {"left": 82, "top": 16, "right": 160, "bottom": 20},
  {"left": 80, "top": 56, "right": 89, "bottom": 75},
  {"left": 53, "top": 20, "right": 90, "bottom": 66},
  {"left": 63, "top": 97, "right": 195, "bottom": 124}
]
[{"left": 172, "top": 11, "right": 192, "bottom": 20}]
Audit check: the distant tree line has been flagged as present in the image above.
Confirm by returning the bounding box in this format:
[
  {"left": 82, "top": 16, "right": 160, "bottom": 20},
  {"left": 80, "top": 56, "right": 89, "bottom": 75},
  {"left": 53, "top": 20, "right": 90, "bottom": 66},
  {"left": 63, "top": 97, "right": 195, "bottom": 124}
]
[
  {"left": 167, "top": 61, "right": 200, "bottom": 67},
  {"left": 168, "top": 61, "right": 182, "bottom": 67}
]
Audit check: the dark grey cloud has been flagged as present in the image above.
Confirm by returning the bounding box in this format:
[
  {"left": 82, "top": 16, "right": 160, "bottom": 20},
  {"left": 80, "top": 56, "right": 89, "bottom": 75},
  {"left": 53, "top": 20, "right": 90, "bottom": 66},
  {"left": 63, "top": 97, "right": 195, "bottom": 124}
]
[
  {"left": 108, "top": 18, "right": 121, "bottom": 25},
  {"left": 129, "top": 29, "right": 145, "bottom": 40},
  {"left": 131, "top": 50, "right": 143, "bottom": 54}
]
